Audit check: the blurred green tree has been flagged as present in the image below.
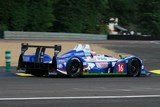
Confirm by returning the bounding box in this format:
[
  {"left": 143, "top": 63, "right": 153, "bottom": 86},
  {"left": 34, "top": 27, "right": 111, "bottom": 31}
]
[
  {"left": 0, "top": 0, "right": 13, "bottom": 30},
  {"left": 53, "top": 0, "right": 86, "bottom": 32},
  {"left": 135, "top": 0, "right": 160, "bottom": 36},
  {"left": 10, "top": 0, "right": 28, "bottom": 31},
  {"left": 26, "top": 0, "right": 54, "bottom": 31},
  {"left": 53, "top": 0, "right": 108, "bottom": 34}
]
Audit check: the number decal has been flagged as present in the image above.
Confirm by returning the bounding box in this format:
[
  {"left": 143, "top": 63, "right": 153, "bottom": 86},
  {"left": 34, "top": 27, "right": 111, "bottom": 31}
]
[{"left": 117, "top": 63, "right": 124, "bottom": 72}]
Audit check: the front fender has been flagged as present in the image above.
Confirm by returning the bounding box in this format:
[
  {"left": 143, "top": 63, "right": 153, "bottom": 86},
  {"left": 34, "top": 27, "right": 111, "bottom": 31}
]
[{"left": 113, "top": 56, "right": 142, "bottom": 74}]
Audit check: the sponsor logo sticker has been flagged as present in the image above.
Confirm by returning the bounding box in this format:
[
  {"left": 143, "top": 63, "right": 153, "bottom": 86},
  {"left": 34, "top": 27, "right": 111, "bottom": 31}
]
[{"left": 96, "top": 62, "right": 108, "bottom": 68}]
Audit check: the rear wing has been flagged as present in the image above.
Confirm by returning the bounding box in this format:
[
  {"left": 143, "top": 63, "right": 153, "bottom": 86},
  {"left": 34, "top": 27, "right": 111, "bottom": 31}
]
[
  {"left": 17, "top": 43, "right": 61, "bottom": 72},
  {"left": 21, "top": 43, "right": 61, "bottom": 56}
]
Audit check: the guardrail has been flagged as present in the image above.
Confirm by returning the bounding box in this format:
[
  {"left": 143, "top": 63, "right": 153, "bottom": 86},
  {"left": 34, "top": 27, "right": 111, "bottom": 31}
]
[
  {"left": 3, "top": 31, "right": 107, "bottom": 40},
  {"left": 1, "top": 31, "right": 160, "bottom": 40}
]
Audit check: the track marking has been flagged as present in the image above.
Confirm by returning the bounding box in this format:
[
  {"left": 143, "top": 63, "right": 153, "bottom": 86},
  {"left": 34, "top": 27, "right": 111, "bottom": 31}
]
[
  {"left": 1, "top": 95, "right": 160, "bottom": 101},
  {"left": 150, "top": 70, "right": 160, "bottom": 75}
]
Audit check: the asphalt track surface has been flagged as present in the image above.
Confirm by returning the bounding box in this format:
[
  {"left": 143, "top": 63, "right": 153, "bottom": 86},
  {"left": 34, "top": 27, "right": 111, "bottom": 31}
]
[{"left": 0, "top": 40, "right": 160, "bottom": 107}]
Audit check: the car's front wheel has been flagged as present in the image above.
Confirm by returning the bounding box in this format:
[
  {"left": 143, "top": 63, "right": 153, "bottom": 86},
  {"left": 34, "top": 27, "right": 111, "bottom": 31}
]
[{"left": 127, "top": 58, "right": 141, "bottom": 77}]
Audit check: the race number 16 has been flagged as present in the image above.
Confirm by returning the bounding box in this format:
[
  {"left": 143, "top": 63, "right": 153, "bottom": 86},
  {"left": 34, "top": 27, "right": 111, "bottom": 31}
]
[{"left": 117, "top": 63, "right": 124, "bottom": 72}]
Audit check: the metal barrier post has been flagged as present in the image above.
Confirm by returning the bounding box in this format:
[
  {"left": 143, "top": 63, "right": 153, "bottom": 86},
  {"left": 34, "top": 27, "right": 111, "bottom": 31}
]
[{"left": 5, "top": 50, "right": 11, "bottom": 72}]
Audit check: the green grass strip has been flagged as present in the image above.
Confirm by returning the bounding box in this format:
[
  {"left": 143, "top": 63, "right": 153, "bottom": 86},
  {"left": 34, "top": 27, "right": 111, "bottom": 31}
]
[{"left": 82, "top": 72, "right": 126, "bottom": 76}]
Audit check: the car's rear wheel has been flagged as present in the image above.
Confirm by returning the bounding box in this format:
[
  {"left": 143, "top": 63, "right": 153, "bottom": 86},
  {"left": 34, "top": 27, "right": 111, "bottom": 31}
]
[
  {"left": 66, "top": 57, "right": 83, "bottom": 77},
  {"left": 127, "top": 58, "right": 141, "bottom": 77}
]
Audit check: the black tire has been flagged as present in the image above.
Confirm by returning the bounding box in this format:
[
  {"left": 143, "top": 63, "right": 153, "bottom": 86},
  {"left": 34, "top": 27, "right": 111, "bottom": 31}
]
[
  {"left": 127, "top": 58, "right": 141, "bottom": 77},
  {"left": 66, "top": 57, "right": 83, "bottom": 77}
]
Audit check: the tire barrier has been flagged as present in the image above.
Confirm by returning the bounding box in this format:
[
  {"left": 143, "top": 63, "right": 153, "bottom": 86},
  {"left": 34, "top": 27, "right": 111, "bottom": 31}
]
[{"left": 5, "top": 50, "right": 11, "bottom": 72}]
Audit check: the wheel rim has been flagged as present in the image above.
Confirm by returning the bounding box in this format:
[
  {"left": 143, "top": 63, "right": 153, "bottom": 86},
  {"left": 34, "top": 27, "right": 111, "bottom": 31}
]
[{"left": 68, "top": 59, "right": 81, "bottom": 76}]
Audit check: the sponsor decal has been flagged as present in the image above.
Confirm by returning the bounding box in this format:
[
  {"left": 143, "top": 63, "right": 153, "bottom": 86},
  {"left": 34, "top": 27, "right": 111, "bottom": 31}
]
[
  {"left": 96, "top": 62, "right": 108, "bottom": 68},
  {"left": 96, "top": 57, "right": 107, "bottom": 61},
  {"left": 85, "top": 57, "right": 96, "bottom": 62},
  {"left": 48, "top": 72, "right": 58, "bottom": 75}
]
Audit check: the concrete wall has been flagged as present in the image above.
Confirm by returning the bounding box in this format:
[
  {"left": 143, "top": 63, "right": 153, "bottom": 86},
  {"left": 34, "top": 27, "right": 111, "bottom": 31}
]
[{"left": 4, "top": 31, "right": 107, "bottom": 40}]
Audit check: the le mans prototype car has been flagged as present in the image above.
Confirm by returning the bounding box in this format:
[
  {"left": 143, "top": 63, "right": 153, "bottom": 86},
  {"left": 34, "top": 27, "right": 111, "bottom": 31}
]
[{"left": 17, "top": 43, "right": 149, "bottom": 77}]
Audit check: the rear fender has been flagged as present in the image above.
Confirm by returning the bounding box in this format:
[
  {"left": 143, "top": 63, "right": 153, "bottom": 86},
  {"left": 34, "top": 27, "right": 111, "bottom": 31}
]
[{"left": 56, "top": 56, "right": 85, "bottom": 75}]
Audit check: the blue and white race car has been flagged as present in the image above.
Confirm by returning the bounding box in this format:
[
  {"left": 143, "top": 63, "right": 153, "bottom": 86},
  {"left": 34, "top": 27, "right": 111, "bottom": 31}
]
[{"left": 17, "top": 43, "right": 149, "bottom": 77}]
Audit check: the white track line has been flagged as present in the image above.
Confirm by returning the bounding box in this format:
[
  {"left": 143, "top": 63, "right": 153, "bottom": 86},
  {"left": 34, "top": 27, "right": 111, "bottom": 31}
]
[{"left": 0, "top": 95, "right": 160, "bottom": 101}]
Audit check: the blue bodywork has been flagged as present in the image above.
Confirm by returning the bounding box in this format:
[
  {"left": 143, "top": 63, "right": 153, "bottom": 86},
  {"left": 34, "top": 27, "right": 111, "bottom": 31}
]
[{"left": 22, "top": 44, "right": 149, "bottom": 77}]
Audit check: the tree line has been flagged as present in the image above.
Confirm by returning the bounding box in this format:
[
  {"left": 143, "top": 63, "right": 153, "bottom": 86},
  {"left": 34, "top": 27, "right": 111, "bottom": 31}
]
[{"left": 0, "top": 0, "right": 160, "bottom": 37}]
